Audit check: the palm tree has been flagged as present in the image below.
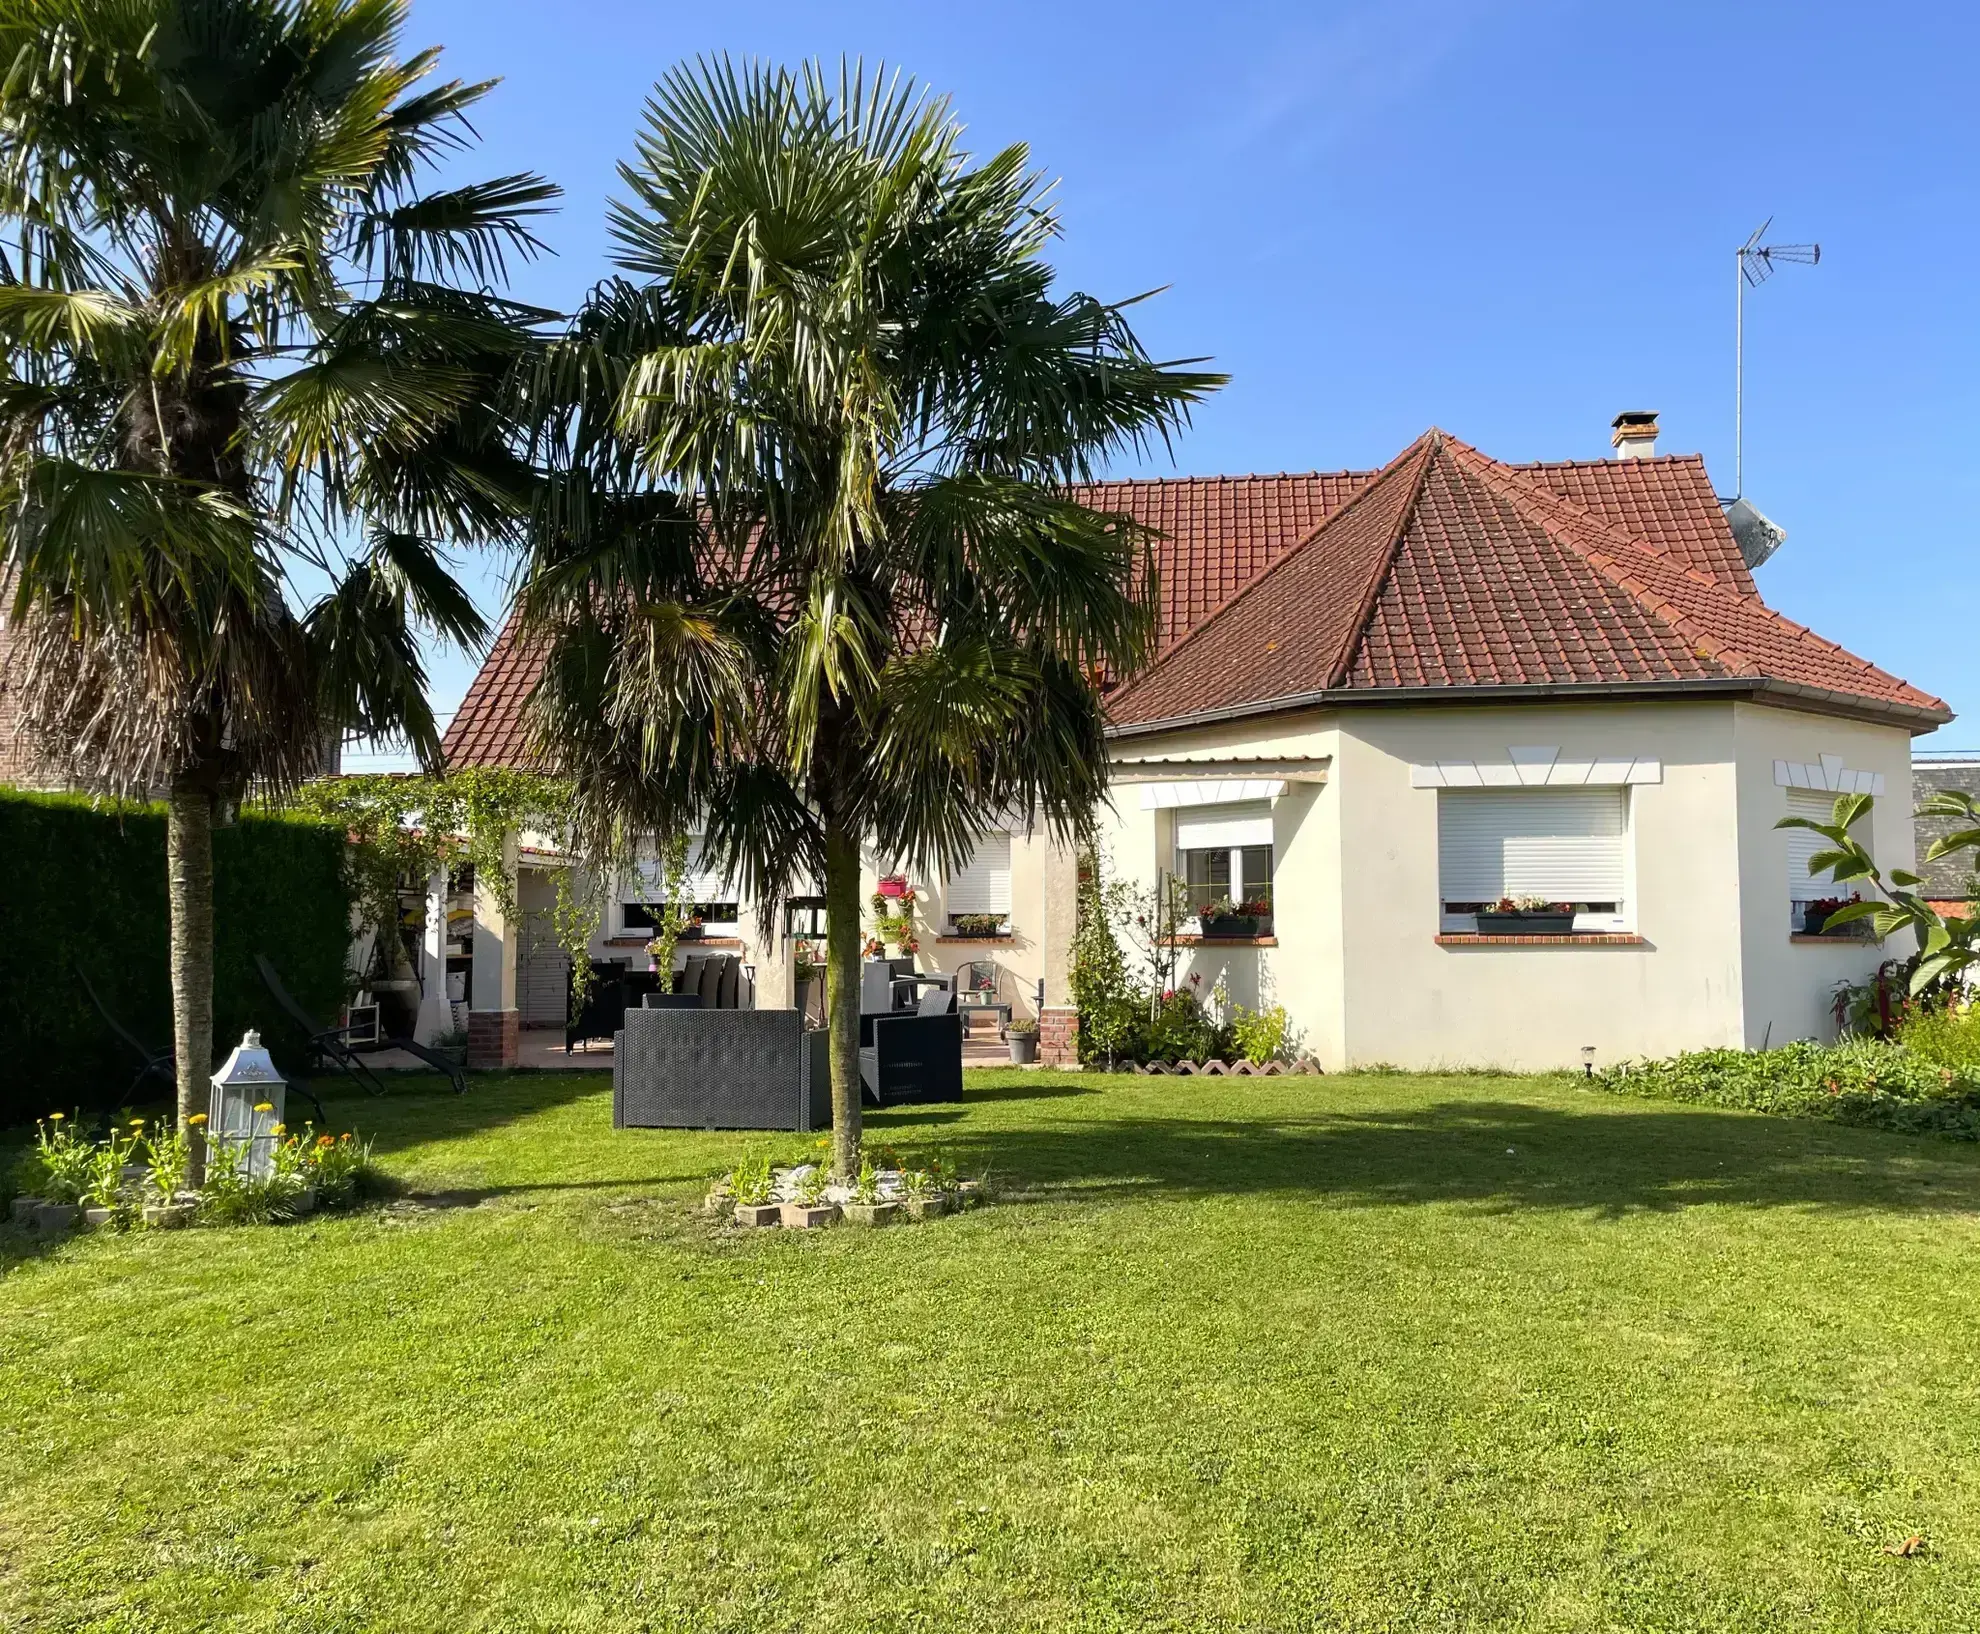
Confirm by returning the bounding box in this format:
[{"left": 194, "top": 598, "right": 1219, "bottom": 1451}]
[
  {"left": 519, "top": 59, "right": 1221, "bottom": 1175},
  {"left": 0, "top": 0, "right": 556, "bottom": 1159}
]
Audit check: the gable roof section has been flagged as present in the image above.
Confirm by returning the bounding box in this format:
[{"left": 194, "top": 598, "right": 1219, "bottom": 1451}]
[
  {"left": 442, "top": 470, "right": 1381, "bottom": 768},
  {"left": 442, "top": 432, "right": 1946, "bottom": 768},
  {"left": 1106, "top": 430, "right": 1947, "bottom": 731}
]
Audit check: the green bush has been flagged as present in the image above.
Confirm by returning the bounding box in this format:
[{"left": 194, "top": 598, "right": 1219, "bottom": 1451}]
[
  {"left": 1596, "top": 1039, "right": 1980, "bottom": 1140},
  {"left": 1895, "top": 1005, "right": 1980, "bottom": 1075},
  {"left": 0, "top": 790, "right": 352, "bottom": 1124}
]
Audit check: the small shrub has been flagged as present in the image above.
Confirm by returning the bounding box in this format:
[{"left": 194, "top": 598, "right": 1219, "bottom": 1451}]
[
  {"left": 1898, "top": 1005, "right": 1980, "bottom": 1075},
  {"left": 1230, "top": 1004, "right": 1291, "bottom": 1065},
  {"left": 1597, "top": 1040, "right": 1980, "bottom": 1140},
  {"left": 304, "top": 1132, "right": 382, "bottom": 1209},
  {"left": 1146, "top": 989, "right": 1226, "bottom": 1064}
]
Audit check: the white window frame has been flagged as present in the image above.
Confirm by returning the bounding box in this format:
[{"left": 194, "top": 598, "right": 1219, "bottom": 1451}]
[
  {"left": 1784, "top": 787, "right": 1871, "bottom": 930},
  {"left": 1172, "top": 801, "right": 1276, "bottom": 928},
  {"left": 944, "top": 833, "right": 1013, "bottom": 923},
  {"left": 1436, "top": 787, "right": 1635, "bottom": 934},
  {"left": 620, "top": 840, "right": 742, "bottom": 937}
]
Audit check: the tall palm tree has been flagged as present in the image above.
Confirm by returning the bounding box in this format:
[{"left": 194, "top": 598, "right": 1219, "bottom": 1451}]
[
  {"left": 520, "top": 59, "right": 1221, "bottom": 1175},
  {"left": 0, "top": 0, "right": 556, "bottom": 1156}
]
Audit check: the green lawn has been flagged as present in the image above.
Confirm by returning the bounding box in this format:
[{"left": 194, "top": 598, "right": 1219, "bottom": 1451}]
[{"left": 5, "top": 1068, "right": 1980, "bottom": 1632}]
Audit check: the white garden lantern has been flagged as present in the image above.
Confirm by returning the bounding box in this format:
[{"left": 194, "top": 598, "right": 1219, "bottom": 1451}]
[{"left": 209, "top": 1030, "right": 286, "bottom": 1180}]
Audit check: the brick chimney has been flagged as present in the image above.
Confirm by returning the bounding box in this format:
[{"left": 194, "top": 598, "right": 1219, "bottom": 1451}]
[{"left": 1610, "top": 410, "right": 1659, "bottom": 459}]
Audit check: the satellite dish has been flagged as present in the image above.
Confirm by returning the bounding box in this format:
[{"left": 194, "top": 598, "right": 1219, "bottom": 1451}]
[{"left": 1722, "top": 495, "right": 1787, "bottom": 570}]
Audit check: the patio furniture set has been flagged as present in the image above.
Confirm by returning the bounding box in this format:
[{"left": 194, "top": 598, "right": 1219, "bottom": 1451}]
[{"left": 613, "top": 958, "right": 966, "bottom": 1132}]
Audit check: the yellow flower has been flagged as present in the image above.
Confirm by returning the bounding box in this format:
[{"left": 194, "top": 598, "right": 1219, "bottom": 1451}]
[
  {"left": 48, "top": 1111, "right": 64, "bottom": 1121},
  {"left": 253, "top": 1102, "right": 274, "bottom": 1114},
  {"left": 187, "top": 1113, "right": 208, "bottom": 1127},
  {"left": 129, "top": 1118, "right": 145, "bottom": 1128},
  {"left": 271, "top": 1123, "right": 287, "bottom": 1136}
]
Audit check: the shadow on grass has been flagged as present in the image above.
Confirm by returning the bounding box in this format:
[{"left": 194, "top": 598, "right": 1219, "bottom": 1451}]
[{"left": 873, "top": 1099, "right": 1980, "bottom": 1218}]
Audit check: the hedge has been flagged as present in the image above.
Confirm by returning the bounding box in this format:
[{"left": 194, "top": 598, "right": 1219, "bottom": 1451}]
[{"left": 0, "top": 789, "right": 353, "bottom": 1124}]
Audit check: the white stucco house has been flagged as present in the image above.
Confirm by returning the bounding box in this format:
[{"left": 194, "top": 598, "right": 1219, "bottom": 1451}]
[{"left": 437, "top": 415, "right": 1948, "bottom": 1071}]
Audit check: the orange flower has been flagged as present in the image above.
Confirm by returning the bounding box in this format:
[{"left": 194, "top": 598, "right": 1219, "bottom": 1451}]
[{"left": 317, "top": 1134, "right": 335, "bottom": 1149}]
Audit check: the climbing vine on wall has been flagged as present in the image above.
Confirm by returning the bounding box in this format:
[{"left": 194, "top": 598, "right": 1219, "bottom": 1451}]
[{"left": 289, "top": 771, "right": 603, "bottom": 1009}]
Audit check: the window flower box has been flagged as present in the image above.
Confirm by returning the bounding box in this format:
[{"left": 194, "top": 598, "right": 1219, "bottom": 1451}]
[
  {"left": 1198, "top": 914, "right": 1261, "bottom": 939},
  {"left": 1800, "top": 895, "right": 1864, "bottom": 937},
  {"left": 1474, "top": 910, "right": 1576, "bottom": 935}
]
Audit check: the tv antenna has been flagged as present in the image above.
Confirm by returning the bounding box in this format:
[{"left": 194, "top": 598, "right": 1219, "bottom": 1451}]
[{"left": 1733, "top": 219, "right": 1819, "bottom": 499}]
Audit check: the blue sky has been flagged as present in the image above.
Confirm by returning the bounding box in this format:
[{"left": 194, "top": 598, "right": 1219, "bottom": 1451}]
[{"left": 388, "top": 0, "right": 1979, "bottom": 755}]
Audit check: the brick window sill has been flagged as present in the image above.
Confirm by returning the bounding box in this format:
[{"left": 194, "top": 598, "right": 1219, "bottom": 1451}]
[
  {"left": 936, "top": 933, "right": 1015, "bottom": 944},
  {"left": 1436, "top": 932, "right": 1648, "bottom": 947},
  {"left": 1167, "top": 934, "right": 1279, "bottom": 947}
]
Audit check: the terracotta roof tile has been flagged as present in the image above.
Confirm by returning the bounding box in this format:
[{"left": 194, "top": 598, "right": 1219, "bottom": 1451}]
[
  {"left": 444, "top": 433, "right": 1948, "bottom": 767},
  {"left": 1106, "top": 431, "right": 1947, "bottom": 729}
]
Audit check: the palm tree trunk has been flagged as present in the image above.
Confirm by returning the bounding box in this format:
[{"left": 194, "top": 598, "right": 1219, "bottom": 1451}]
[
  {"left": 822, "top": 815, "right": 864, "bottom": 1179},
  {"left": 166, "top": 775, "right": 215, "bottom": 1185}
]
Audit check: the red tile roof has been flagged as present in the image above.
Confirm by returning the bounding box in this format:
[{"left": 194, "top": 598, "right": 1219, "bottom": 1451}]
[
  {"left": 1107, "top": 431, "right": 1947, "bottom": 730},
  {"left": 443, "top": 432, "right": 1947, "bottom": 767}
]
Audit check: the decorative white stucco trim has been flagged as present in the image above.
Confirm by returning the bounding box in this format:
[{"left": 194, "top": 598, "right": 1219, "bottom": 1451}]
[
  {"left": 1409, "top": 747, "right": 1662, "bottom": 789},
  {"left": 1139, "top": 779, "right": 1289, "bottom": 810},
  {"left": 1773, "top": 754, "right": 1885, "bottom": 796}
]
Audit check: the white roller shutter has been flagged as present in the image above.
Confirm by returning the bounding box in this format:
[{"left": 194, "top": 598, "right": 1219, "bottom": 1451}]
[
  {"left": 1175, "top": 800, "right": 1274, "bottom": 850},
  {"left": 1784, "top": 788, "right": 1862, "bottom": 900},
  {"left": 945, "top": 833, "right": 1012, "bottom": 915},
  {"left": 1438, "top": 788, "right": 1627, "bottom": 903}
]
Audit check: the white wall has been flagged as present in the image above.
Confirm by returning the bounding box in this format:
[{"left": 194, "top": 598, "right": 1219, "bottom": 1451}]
[
  {"left": 1732, "top": 703, "right": 1918, "bottom": 1047},
  {"left": 1094, "top": 698, "right": 1921, "bottom": 1073},
  {"left": 1334, "top": 702, "right": 1746, "bottom": 1071}
]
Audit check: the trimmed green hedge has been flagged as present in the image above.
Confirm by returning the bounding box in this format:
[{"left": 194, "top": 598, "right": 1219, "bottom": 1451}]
[{"left": 0, "top": 789, "right": 352, "bottom": 1124}]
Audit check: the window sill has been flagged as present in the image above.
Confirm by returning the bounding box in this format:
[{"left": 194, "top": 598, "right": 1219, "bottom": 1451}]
[
  {"left": 1789, "top": 933, "right": 1879, "bottom": 946},
  {"left": 1436, "top": 932, "right": 1647, "bottom": 947},
  {"left": 936, "top": 933, "right": 1014, "bottom": 944},
  {"left": 1167, "top": 934, "right": 1279, "bottom": 947}
]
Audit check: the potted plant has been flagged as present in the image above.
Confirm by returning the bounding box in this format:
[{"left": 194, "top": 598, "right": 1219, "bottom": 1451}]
[
  {"left": 1473, "top": 896, "right": 1578, "bottom": 935},
  {"left": 1007, "top": 1016, "right": 1040, "bottom": 1064},
  {"left": 1802, "top": 893, "right": 1863, "bottom": 937},
  {"left": 725, "top": 1155, "right": 781, "bottom": 1227},
  {"left": 780, "top": 1162, "right": 840, "bottom": 1229},
  {"left": 1197, "top": 898, "right": 1266, "bottom": 938},
  {"left": 141, "top": 1120, "right": 197, "bottom": 1230},
  {"left": 839, "top": 1160, "right": 901, "bottom": 1227},
  {"left": 900, "top": 1168, "right": 949, "bottom": 1221}
]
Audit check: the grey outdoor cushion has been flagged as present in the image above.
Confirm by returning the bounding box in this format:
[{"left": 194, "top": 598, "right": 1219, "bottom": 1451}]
[
  {"left": 613, "top": 1007, "right": 828, "bottom": 1131},
  {"left": 642, "top": 992, "right": 702, "bottom": 1009}
]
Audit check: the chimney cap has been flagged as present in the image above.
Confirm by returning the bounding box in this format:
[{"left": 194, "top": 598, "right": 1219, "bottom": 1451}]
[{"left": 1610, "top": 410, "right": 1660, "bottom": 458}]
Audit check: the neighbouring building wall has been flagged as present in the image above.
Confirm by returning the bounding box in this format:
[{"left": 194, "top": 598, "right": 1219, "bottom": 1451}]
[
  {"left": 1732, "top": 703, "right": 1918, "bottom": 1048},
  {"left": 1334, "top": 701, "right": 1748, "bottom": 1072}
]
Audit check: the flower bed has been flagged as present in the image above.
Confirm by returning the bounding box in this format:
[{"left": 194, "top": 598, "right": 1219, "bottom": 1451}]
[
  {"left": 8, "top": 1112, "right": 384, "bottom": 1234},
  {"left": 707, "top": 1148, "right": 984, "bottom": 1230}
]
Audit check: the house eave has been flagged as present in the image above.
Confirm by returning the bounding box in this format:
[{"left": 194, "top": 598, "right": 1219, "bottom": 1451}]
[{"left": 1104, "top": 678, "right": 1953, "bottom": 740}]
